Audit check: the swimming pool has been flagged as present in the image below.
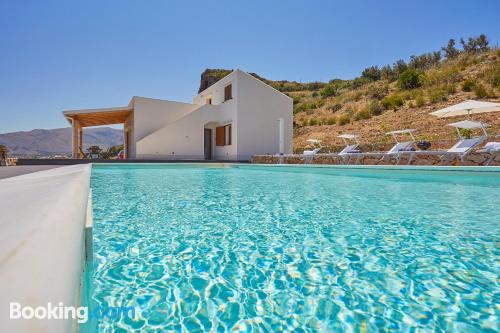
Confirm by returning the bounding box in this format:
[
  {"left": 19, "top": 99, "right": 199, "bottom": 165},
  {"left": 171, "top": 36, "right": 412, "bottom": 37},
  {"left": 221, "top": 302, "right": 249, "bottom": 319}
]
[{"left": 87, "top": 164, "right": 499, "bottom": 332}]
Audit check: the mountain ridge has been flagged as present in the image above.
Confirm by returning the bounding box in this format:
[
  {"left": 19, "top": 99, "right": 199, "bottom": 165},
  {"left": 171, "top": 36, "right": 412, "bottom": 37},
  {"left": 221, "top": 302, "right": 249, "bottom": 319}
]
[{"left": 0, "top": 127, "right": 123, "bottom": 156}]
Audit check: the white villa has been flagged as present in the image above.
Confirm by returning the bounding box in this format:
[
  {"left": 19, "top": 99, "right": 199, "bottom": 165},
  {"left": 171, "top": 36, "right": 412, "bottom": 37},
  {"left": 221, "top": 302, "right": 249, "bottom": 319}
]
[{"left": 63, "top": 69, "right": 293, "bottom": 160}]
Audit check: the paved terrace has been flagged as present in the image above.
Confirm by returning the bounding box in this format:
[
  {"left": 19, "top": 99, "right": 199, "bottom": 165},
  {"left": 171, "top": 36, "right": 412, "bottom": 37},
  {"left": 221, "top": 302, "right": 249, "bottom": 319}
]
[{"left": 0, "top": 165, "right": 63, "bottom": 179}]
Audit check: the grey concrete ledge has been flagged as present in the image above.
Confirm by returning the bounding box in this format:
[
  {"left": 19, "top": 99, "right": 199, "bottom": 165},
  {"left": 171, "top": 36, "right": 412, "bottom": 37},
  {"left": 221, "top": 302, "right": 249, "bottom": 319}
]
[{"left": 0, "top": 164, "right": 91, "bottom": 333}]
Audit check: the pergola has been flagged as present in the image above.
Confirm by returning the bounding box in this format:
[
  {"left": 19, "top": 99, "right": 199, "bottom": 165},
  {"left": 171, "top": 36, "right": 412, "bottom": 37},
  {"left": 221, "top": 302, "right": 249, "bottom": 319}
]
[{"left": 63, "top": 106, "right": 133, "bottom": 158}]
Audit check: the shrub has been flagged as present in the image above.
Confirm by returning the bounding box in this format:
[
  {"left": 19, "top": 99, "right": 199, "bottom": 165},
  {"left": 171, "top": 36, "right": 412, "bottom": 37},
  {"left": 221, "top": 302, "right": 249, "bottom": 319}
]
[
  {"left": 351, "top": 77, "right": 371, "bottom": 89},
  {"left": 462, "top": 79, "right": 475, "bottom": 92},
  {"left": 368, "top": 101, "right": 383, "bottom": 116},
  {"left": 428, "top": 88, "right": 448, "bottom": 103},
  {"left": 327, "top": 103, "right": 342, "bottom": 112},
  {"left": 381, "top": 94, "right": 404, "bottom": 110},
  {"left": 338, "top": 114, "right": 351, "bottom": 126},
  {"left": 308, "top": 118, "right": 318, "bottom": 126},
  {"left": 425, "top": 66, "right": 462, "bottom": 86},
  {"left": 292, "top": 94, "right": 303, "bottom": 105},
  {"left": 398, "top": 69, "right": 425, "bottom": 89},
  {"left": 483, "top": 62, "right": 500, "bottom": 88},
  {"left": 312, "top": 92, "right": 318, "bottom": 97},
  {"left": 367, "top": 84, "right": 389, "bottom": 100},
  {"left": 474, "top": 83, "right": 488, "bottom": 98},
  {"left": 319, "top": 84, "right": 337, "bottom": 98},
  {"left": 459, "top": 128, "right": 473, "bottom": 139},
  {"left": 354, "top": 108, "right": 372, "bottom": 121},
  {"left": 294, "top": 100, "right": 325, "bottom": 114},
  {"left": 415, "top": 95, "right": 426, "bottom": 107},
  {"left": 326, "top": 117, "right": 336, "bottom": 125}
]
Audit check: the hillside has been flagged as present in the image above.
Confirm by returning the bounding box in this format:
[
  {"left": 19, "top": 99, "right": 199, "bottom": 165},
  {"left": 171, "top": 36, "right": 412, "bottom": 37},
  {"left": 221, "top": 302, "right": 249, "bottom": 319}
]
[
  {"left": 203, "top": 36, "right": 500, "bottom": 152},
  {"left": 0, "top": 127, "right": 123, "bottom": 156}
]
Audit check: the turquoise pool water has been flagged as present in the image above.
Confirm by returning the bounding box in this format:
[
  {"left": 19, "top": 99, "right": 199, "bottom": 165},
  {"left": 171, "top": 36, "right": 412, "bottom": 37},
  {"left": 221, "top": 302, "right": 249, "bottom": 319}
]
[{"left": 88, "top": 165, "right": 499, "bottom": 332}]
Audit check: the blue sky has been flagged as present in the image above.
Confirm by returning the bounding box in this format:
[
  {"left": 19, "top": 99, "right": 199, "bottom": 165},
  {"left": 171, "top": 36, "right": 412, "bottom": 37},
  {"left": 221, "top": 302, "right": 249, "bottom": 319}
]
[{"left": 0, "top": 0, "right": 499, "bottom": 133}]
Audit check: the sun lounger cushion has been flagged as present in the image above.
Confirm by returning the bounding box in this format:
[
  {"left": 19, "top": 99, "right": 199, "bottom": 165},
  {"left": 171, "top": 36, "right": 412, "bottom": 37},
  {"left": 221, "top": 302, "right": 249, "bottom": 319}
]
[
  {"left": 448, "top": 137, "right": 485, "bottom": 153},
  {"left": 339, "top": 144, "right": 360, "bottom": 155},
  {"left": 303, "top": 148, "right": 321, "bottom": 156},
  {"left": 387, "top": 141, "right": 414, "bottom": 154}
]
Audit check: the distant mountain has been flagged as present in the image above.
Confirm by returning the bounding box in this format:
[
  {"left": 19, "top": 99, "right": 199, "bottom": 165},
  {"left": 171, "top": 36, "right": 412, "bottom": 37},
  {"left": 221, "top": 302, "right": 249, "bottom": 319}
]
[{"left": 0, "top": 127, "right": 123, "bottom": 156}]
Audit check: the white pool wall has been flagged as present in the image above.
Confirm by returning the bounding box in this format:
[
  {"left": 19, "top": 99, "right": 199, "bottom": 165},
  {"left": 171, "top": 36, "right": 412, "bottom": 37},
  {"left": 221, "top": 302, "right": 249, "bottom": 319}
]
[{"left": 0, "top": 164, "right": 91, "bottom": 333}]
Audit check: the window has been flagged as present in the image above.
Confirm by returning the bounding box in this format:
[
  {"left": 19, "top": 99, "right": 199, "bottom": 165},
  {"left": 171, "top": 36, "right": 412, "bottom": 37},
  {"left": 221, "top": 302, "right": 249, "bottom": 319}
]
[
  {"left": 206, "top": 97, "right": 212, "bottom": 105},
  {"left": 224, "top": 84, "right": 232, "bottom": 101},
  {"left": 216, "top": 124, "right": 232, "bottom": 146}
]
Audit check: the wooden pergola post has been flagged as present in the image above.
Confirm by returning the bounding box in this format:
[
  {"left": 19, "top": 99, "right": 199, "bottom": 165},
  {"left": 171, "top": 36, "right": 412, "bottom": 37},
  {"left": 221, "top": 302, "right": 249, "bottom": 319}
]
[
  {"left": 79, "top": 127, "right": 83, "bottom": 158},
  {"left": 72, "top": 119, "right": 79, "bottom": 158}
]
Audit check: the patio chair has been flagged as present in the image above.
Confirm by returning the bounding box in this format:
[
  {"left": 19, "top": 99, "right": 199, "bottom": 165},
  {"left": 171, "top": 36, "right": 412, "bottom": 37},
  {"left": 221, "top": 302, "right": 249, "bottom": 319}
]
[
  {"left": 78, "top": 146, "right": 91, "bottom": 159},
  {"left": 88, "top": 146, "right": 103, "bottom": 159}
]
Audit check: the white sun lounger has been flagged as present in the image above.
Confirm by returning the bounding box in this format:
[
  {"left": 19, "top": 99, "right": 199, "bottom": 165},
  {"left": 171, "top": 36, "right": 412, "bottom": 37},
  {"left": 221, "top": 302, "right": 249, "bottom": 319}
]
[
  {"left": 303, "top": 139, "right": 322, "bottom": 163},
  {"left": 409, "top": 121, "right": 489, "bottom": 164},
  {"left": 337, "top": 134, "right": 362, "bottom": 164},
  {"left": 358, "top": 129, "right": 416, "bottom": 164}
]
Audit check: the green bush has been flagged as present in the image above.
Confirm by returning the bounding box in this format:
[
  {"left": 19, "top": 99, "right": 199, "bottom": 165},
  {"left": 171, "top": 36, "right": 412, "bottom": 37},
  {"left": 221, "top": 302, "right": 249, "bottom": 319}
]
[
  {"left": 338, "top": 114, "right": 351, "bottom": 126},
  {"left": 428, "top": 89, "right": 448, "bottom": 103},
  {"left": 381, "top": 94, "right": 404, "bottom": 110},
  {"left": 312, "top": 92, "right": 318, "bottom": 97},
  {"left": 368, "top": 101, "right": 383, "bottom": 116},
  {"left": 459, "top": 128, "right": 473, "bottom": 139},
  {"left": 462, "top": 79, "right": 475, "bottom": 92},
  {"left": 398, "top": 69, "right": 424, "bottom": 89},
  {"left": 293, "top": 100, "right": 325, "bottom": 114},
  {"left": 474, "top": 83, "right": 489, "bottom": 98},
  {"left": 319, "top": 84, "right": 337, "bottom": 98},
  {"left": 367, "top": 84, "right": 389, "bottom": 100},
  {"left": 292, "top": 95, "right": 303, "bottom": 105},
  {"left": 354, "top": 108, "right": 372, "bottom": 120}
]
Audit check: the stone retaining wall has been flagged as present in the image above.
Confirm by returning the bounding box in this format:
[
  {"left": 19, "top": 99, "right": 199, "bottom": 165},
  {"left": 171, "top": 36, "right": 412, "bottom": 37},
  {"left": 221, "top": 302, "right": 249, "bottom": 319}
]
[{"left": 252, "top": 152, "right": 500, "bottom": 166}]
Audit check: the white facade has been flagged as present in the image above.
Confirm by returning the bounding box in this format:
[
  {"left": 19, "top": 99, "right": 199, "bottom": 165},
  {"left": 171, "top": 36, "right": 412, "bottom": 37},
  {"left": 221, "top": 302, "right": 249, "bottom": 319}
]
[{"left": 64, "top": 69, "right": 293, "bottom": 160}]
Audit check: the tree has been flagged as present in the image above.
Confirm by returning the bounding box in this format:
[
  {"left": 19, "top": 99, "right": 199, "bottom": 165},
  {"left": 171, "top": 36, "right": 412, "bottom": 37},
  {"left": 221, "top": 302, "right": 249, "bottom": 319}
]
[
  {"left": 393, "top": 59, "right": 408, "bottom": 75},
  {"left": 460, "top": 34, "right": 489, "bottom": 53},
  {"left": 380, "top": 65, "right": 398, "bottom": 82},
  {"left": 441, "top": 39, "right": 460, "bottom": 59},
  {"left": 361, "top": 66, "right": 382, "bottom": 82},
  {"left": 409, "top": 52, "right": 441, "bottom": 70}
]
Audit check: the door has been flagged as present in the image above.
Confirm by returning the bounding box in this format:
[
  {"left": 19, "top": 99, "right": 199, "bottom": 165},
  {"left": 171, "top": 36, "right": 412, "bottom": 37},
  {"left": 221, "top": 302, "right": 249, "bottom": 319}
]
[{"left": 204, "top": 129, "right": 212, "bottom": 160}]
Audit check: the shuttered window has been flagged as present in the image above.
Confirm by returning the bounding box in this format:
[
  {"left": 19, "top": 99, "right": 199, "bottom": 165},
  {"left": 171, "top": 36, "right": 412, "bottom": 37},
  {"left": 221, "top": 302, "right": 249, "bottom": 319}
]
[
  {"left": 216, "top": 124, "right": 232, "bottom": 146},
  {"left": 216, "top": 126, "right": 225, "bottom": 146},
  {"left": 224, "top": 84, "right": 232, "bottom": 101}
]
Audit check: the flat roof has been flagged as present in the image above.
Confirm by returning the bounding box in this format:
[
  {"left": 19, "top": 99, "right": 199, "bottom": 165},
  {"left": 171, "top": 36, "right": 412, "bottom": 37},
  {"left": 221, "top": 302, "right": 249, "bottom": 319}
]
[{"left": 63, "top": 106, "right": 133, "bottom": 127}]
